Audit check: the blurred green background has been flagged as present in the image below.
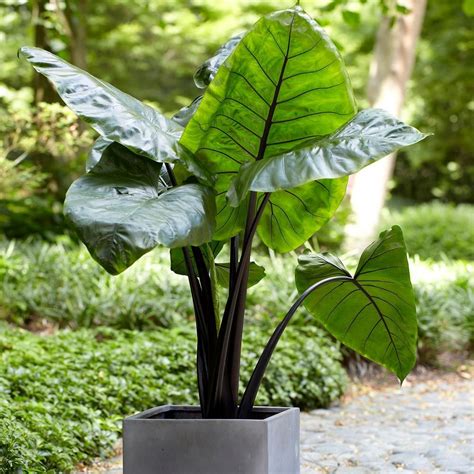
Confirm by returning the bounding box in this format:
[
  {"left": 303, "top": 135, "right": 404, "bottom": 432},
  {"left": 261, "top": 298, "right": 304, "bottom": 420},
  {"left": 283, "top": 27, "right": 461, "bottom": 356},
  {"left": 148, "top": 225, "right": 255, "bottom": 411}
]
[
  {"left": 1, "top": 0, "right": 473, "bottom": 240},
  {"left": 0, "top": 1, "right": 473, "bottom": 472}
]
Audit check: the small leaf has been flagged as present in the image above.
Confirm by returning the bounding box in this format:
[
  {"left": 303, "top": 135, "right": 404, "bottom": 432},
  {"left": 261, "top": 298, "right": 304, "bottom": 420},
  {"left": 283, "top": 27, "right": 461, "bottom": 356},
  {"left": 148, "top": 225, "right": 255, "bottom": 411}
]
[
  {"left": 295, "top": 226, "right": 417, "bottom": 382},
  {"left": 170, "top": 241, "right": 224, "bottom": 276},
  {"left": 172, "top": 96, "right": 203, "bottom": 127},
  {"left": 65, "top": 142, "right": 216, "bottom": 275},
  {"left": 215, "top": 262, "right": 266, "bottom": 288},
  {"left": 228, "top": 108, "right": 429, "bottom": 206},
  {"left": 86, "top": 137, "right": 113, "bottom": 172}
]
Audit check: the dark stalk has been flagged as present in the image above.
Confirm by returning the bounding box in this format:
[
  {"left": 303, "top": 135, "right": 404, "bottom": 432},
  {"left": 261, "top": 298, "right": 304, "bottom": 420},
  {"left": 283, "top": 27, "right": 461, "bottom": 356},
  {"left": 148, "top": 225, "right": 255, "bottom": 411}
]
[
  {"left": 191, "top": 246, "right": 218, "bottom": 358},
  {"left": 229, "top": 235, "right": 239, "bottom": 292},
  {"left": 164, "top": 163, "right": 216, "bottom": 416},
  {"left": 227, "top": 192, "right": 257, "bottom": 406},
  {"left": 215, "top": 15, "right": 296, "bottom": 415},
  {"left": 209, "top": 193, "right": 270, "bottom": 416},
  {"left": 238, "top": 275, "right": 352, "bottom": 418}
]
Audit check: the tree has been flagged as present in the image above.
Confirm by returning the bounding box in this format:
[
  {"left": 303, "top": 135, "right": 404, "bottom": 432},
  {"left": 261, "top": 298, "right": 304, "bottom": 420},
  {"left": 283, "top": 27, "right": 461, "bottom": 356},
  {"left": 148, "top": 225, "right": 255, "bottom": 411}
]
[
  {"left": 346, "top": 0, "right": 427, "bottom": 249},
  {"left": 32, "top": 0, "right": 57, "bottom": 103}
]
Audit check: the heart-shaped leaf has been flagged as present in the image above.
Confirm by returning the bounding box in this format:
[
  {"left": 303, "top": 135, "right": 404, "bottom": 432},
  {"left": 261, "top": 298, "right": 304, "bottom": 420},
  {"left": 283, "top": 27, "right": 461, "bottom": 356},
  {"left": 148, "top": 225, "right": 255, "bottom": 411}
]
[
  {"left": 228, "top": 108, "right": 429, "bottom": 205},
  {"left": 295, "top": 226, "right": 417, "bottom": 381},
  {"left": 65, "top": 141, "right": 216, "bottom": 275},
  {"left": 257, "top": 177, "right": 347, "bottom": 253},
  {"left": 19, "top": 47, "right": 183, "bottom": 163},
  {"left": 180, "top": 6, "right": 356, "bottom": 240}
]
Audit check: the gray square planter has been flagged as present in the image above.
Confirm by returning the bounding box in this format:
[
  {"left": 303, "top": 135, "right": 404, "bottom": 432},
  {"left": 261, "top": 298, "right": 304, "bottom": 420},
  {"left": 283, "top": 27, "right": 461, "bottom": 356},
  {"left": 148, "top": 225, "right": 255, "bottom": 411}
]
[{"left": 123, "top": 405, "right": 300, "bottom": 474}]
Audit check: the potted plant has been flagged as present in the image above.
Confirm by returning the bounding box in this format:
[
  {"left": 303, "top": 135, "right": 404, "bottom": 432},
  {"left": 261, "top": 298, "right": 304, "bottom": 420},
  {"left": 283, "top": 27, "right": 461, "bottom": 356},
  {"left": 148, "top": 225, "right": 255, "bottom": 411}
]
[{"left": 20, "top": 4, "right": 428, "bottom": 474}]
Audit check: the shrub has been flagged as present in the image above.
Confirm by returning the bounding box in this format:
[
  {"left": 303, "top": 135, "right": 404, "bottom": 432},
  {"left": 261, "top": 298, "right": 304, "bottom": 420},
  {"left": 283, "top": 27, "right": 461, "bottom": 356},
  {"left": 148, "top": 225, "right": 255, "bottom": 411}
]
[
  {"left": 410, "top": 257, "right": 474, "bottom": 364},
  {"left": 0, "top": 238, "right": 194, "bottom": 329},
  {"left": 0, "top": 324, "right": 346, "bottom": 472},
  {"left": 382, "top": 203, "right": 474, "bottom": 261},
  {"left": 2, "top": 238, "right": 473, "bottom": 365}
]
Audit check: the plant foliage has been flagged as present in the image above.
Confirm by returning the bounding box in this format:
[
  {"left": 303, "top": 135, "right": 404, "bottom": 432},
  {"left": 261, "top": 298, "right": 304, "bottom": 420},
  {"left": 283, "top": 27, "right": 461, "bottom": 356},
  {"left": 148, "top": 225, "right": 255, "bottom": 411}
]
[{"left": 20, "top": 5, "right": 427, "bottom": 418}]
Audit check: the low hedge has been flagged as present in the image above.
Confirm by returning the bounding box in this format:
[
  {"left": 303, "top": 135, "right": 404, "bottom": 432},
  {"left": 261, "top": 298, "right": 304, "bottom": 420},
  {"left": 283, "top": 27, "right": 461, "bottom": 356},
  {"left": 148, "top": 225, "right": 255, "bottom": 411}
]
[
  {"left": 2, "top": 236, "right": 473, "bottom": 365},
  {"left": 382, "top": 202, "right": 474, "bottom": 261},
  {"left": 0, "top": 324, "right": 346, "bottom": 473},
  {"left": 410, "top": 257, "right": 474, "bottom": 363}
]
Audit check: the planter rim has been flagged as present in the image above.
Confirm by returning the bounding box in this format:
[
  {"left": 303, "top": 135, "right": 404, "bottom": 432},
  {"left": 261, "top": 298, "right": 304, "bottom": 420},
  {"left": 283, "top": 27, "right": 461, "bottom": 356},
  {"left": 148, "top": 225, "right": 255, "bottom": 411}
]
[{"left": 125, "top": 404, "right": 299, "bottom": 423}]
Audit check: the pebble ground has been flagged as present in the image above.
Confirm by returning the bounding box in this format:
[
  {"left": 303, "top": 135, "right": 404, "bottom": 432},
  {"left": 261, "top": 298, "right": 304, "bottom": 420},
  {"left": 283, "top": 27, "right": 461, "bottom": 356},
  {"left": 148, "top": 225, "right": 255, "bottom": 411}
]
[
  {"left": 78, "top": 374, "right": 473, "bottom": 473},
  {"left": 300, "top": 376, "right": 473, "bottom": 473}
]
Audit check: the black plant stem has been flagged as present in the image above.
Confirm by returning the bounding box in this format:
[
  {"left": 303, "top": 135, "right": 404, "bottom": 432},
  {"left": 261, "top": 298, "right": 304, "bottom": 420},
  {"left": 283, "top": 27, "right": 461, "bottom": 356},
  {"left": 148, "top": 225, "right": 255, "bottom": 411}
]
[
  {"left": 238, "top": 275, "right": 353, "bottom": 418},
  {"left": 227, "top": 192, "right": 257, "bottom": 406},
  {"left": 229, "top": 236, "right": 239, "bottom": 292},
  {"left": 191, "top": 246, "right": 218, "bottom": 357},
  {"left": 164, "top": 163, "right": 215, "bottom": 416},
  {"left": 210, "top": 193, "right": 270, "bottom": 416}
]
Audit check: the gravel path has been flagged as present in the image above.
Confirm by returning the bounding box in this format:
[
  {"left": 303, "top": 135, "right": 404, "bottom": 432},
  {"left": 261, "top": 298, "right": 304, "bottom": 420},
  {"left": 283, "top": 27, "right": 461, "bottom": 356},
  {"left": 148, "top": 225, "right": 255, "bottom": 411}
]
[
  {"left": 301, "top": 377, "right": 473, "bottom": 473},
  {"left": 81, "top": 376, "right": 473, "bottom": 473}
]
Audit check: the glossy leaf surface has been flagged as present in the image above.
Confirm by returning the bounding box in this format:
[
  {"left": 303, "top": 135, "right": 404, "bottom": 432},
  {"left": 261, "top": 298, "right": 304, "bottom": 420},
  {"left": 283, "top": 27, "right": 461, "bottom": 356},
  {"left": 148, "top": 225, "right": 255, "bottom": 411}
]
[
  {"left": 65, "top": 142, "right": 216, "bottom": 275},
  {"left": 228, "top": 108, "right": 428, "bottom": 204},
  {"left": 181, "top": 6, "right": 356, "bottom": 240},
  {"left": 257, "top": 178, "right": 347, "bottom": 253},
  {"left": 172, "top": 96, "right": 204, "bottom": 128},
  {"left": 86, "top": 137, "right": 113, "bottom": 172},
  {"left": 19, "top": 47, "right": 183, "bottom": 163},
  {"left": 194, "top": 34, "right": 244, "bottom": 89},
  {"left": 295, "top": 226, "right": 417, "bottom": 381}
]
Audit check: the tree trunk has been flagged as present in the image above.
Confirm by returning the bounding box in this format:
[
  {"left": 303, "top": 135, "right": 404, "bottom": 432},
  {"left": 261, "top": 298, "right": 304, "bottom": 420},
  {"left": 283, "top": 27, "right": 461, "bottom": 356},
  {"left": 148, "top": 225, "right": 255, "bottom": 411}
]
[
  {"left": 54, "top": 0, "right": 88, "bottom": 69},
  {"left": 346, "top": 0, "right": 427, "bottom": 250},
  {"left": 32, "top": 0, "right": 57, "bottom": 104}
]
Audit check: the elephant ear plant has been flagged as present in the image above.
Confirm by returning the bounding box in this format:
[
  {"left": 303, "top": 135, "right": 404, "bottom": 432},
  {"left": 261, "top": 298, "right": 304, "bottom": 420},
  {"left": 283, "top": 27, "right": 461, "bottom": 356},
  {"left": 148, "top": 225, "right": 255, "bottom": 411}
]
[{"left": 20, "top": 5, "right": 428, "bottom": 420}]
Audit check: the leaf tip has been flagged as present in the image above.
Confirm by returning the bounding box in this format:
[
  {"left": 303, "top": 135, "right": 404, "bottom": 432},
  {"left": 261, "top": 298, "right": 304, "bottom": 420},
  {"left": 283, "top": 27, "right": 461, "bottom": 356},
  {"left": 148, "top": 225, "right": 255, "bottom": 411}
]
[{"left": 17, "top": 46, "right": 29, "bottom": 60}]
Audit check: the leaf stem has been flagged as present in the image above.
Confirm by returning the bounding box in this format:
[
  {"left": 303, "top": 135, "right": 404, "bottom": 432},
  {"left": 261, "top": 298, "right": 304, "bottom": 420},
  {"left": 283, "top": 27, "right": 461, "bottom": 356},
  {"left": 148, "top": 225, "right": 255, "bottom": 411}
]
[
  {"left": 209, "top": 193, "right": 270, "bottom": 416},
  {"left": 164, "top": 163, "right": 217, "bottom": 416},
  {"left": 238, "top": 275, "right": 352, "bottom": 418}
]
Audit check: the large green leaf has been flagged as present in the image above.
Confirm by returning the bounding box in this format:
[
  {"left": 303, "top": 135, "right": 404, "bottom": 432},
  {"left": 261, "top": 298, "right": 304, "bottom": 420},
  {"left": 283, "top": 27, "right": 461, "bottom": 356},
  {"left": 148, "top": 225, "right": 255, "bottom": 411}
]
[
  {"left": 19, "top": 47, "right": 183, "bottom": 163},
  {"left": 295, "top": 226, "right": 417, "bottom": 381},
  {"left": 180, "top": 6, "right": 356, "bottom": 240},
  {"left": 228, "top": 108, "right": 428, "bottom": 205},
  {"left": 257, "top": 178, "right": 347, "bottom": 253},
  {"left": 65, "top": 141, "right": 216, "bottom": 275}
]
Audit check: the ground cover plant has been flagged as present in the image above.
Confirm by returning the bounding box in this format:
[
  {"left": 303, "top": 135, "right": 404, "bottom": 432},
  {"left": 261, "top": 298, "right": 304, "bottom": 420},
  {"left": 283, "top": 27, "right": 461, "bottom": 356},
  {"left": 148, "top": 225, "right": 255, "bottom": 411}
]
[
  {"left": 1, "top": 238, "right": 472, "bottom": 363},
  {"left": 0, "top": 324, "right": 345, "bottom": 472},
  {"left": 20, "top": 4, "right": 427, "bottom": 419}
]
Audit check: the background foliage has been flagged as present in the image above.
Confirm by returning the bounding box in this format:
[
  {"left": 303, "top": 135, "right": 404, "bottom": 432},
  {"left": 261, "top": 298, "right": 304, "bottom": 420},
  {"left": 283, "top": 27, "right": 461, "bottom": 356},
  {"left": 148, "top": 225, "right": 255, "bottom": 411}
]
[
  {"left": 1, "top": 0, "right": 472, "bottom": 240},
  {"left": 0, "top": 0, "right": 473, "bottom": 471}
]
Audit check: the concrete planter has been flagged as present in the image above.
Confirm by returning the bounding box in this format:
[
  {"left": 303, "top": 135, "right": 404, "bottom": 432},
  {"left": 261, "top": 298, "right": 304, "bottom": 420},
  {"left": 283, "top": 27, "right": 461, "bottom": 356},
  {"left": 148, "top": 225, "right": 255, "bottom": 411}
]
[{"left": 123, "top": 405, "right": 300, "bottom": 474}]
